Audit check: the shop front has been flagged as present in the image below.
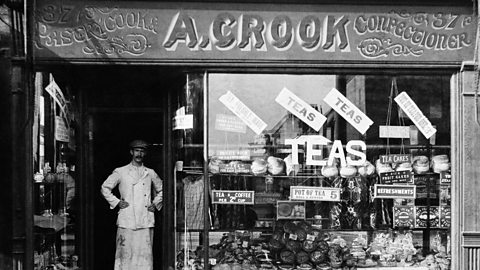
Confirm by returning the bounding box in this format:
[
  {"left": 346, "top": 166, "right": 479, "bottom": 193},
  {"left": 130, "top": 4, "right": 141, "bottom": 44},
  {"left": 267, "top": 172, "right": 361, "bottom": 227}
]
[{"left": 18, "top": 0, "right": 480, "bottom": 269}]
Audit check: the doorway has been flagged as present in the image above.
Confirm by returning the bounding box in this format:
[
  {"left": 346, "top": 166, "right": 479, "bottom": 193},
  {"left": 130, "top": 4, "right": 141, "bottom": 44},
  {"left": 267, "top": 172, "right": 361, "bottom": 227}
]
[
  {"left": 73, "top": 66, "right": 183, "bottom": 270},
  {"left": 90, "top": 111, "right": 165, "bottom": 270}
]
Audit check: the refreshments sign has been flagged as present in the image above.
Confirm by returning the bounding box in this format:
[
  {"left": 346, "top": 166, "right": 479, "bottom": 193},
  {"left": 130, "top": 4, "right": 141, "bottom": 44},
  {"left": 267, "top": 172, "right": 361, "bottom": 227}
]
[
  {"left": 374, "top": 184, "right": 416, "bottom": 199},
  {"left": 34, "top": 0, "right": 475, "bottom": 64}
]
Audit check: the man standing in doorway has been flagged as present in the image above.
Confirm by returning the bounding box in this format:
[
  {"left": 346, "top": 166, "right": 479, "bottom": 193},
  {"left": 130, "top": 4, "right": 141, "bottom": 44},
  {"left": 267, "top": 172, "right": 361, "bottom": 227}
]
[{"left": 101, "top": 140, "right": 163, "bottom": 270}]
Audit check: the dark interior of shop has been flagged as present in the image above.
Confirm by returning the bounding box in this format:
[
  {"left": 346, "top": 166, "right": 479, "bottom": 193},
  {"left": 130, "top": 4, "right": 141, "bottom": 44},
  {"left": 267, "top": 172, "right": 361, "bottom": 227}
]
[{"left": 43, "top": 66, "right": 185, "bottom": 269}]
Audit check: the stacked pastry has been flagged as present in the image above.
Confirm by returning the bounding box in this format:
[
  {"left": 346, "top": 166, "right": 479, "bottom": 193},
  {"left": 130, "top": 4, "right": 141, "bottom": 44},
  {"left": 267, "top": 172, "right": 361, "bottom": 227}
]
[
  {"left": 431, "top": 155, "right": 450, "bottom": 173},
  {"left": 412, "top": 156, "right": 430, "bottom": 174}
]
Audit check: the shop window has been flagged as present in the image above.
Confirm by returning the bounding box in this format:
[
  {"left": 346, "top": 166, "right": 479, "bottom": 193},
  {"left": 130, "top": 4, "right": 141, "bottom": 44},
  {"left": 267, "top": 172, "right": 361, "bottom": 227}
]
[
  {"left": 32, "top": 73, "right": 79, "bottom": 270},
  {"left": 174, "top": 73, "right": 451, "bottom": 270}
]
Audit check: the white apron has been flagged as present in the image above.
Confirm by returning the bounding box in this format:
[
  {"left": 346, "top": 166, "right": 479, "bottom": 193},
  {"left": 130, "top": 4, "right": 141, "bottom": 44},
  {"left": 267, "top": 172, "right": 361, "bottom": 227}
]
[{"left": 114, "top": 227, "right": 154, "bottom": 270}]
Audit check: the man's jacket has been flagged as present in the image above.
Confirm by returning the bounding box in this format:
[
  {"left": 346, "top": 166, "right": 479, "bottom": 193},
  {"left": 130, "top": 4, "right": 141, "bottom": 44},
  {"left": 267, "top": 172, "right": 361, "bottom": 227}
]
[{"left": 101, "top": 164, "right": 163, "bottom": 229}]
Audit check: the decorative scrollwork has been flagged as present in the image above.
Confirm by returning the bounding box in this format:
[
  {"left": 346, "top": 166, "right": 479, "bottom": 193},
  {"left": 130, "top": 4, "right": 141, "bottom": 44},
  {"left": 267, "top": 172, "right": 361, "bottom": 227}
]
[
  {"left": 412, "top": 12, "right": 429, "bottom": 26},
  {"left": 389, "top": 10, "right": 429, "bottom": 26},
  {"left": 357, "top": 37, "right": 424, "bottom": 58},
  {"left": 83, "top": 34, "right": 150, "bottom": 56},
  {"left": 389, "top": 10, "right": 411, "bottom": 19},
  {"left": 462, "top": 16, "right": 474, "bottom": 27}
]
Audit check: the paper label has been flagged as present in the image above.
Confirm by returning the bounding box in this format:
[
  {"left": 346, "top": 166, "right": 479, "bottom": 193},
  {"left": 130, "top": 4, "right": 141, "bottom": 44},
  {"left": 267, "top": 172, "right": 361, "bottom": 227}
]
[
  {"left": 394, "top": 92, "right": 437, "bottom": 139},
  {"left": 219, "top": 91, "right": 267, "bottom": 135},
  {"left": 379, "top": 125, "right": 410, "bottom": 138},
  {"left": 380, "top": 170, "right": 413, "bottom": 184},
  {"left": 45, "top": 78, "right": 69, "bottom": 121},
  {"left": 215, "top": 114, "right": 247, "bottom": 133},
  {"left": 55, "top": 116, "right": 69, "bottom": 142},
  {"left": 212, "top": 190, "right": 255, "bottom": 204},
  {"left": 324, "top": 88, "right": 373, "bottom": 134},
  {"left": 275, "top": 87, "right": 327, "bottom": 132},
  {"left": 393, "top": 205, "right": 415, "bottom": 228},
  {"left": 173, "top": 114, "right": 193, "bottom": 130},
  {"left": 290, "top": 186, "right": 341, "bottom": 201}
]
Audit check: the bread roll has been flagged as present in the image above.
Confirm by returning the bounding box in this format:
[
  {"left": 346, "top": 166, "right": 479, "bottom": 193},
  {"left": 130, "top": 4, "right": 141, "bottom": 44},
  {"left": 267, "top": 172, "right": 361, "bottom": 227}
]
[
  {"left": 340, "top": 166, "right": 357, "bottom": 178},
  {"left": 376, "top": 159, "right": 393, "bottom": 174},
  {"left": 395, "top": 162, "right": 412, "bottom": 172},
  {"left": 251, "top": 158, "right": 268, "bottom": 175},
  {"left": 321, "top": 165, "right": 338, "bottom": 178},
  {"left": 431, "top": 155, "right": 450, "bottom": 173},
  {"left": 413, "top": 156, "right": 430, "bottom": 174},
  {"left": 267, "top": 156, "right": 286, "bottom": 175},
  {"left": 358, "top": 161, "right": 375, "bottom": 176}
]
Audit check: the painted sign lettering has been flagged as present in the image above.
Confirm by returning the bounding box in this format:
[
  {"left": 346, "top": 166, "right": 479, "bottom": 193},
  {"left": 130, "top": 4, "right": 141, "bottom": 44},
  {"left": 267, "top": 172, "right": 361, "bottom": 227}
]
[
  {"left": 212, "top": 190, "right": 255, "bottom": 204},
  {"left": 285, "top": 138, "right": 366, "bottom": 167},
  {"left": 290, "top": 186, "right": 341, "bottom": 201},
  {"left": 395, "top": 92, "right": 436, "bottom": 139},
  {"left": 34, "top": 0, "right": 475, "bottom": 63},
  {"left": 380, "top": 170, "right": 413, "bottom": 184},
  {"left": 275, "top": 87, "right": 327, "bottom": 132},
  {"left": 374, "top": 184, "right": 416, "bottom": 199},
  {"left": 379, "top": 154, "right": 412, "bottom": 164},
  {"left": 219, "top": 91, "right": 267, "bottom": 135},
  {"left": 324, "top": 88, "right": 373, "bottom": 134}
]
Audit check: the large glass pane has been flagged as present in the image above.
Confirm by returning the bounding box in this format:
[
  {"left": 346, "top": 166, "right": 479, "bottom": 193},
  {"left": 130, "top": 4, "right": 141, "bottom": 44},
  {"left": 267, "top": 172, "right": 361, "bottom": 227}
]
[
  {"left": 174, "top": 73, "right": 206, "bottom": 270},
  {"left": 204, "top": 73, "right": 451, "bottom": 270},
  {"left": 33, "top": 73, "right": 79, "bottom": 270}
]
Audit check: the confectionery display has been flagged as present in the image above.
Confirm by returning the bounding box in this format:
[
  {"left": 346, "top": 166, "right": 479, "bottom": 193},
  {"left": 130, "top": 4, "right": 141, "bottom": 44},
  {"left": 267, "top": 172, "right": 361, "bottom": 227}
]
[{"left": 181, "top": 147, "right": 452, "bottom": 269}]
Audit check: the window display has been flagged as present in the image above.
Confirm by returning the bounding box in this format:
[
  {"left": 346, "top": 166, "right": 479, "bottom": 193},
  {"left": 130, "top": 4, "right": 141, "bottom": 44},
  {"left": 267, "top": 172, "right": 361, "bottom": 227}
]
[
  {"left": 32, "top": 74, "right": 79, "bottom": 270},
  {"left": 175, "top": 73, "right": 451, "bottom": 269}
]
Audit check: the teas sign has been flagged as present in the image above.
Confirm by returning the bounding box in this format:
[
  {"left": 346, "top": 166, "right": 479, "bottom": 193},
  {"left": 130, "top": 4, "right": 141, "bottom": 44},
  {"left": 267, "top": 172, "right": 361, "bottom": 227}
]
[
  {"left": 275, "top": 87, "right": 327, "bottom": 132},
  {"left": 324, "top": 88, "right": 373, "bottom": 134},
  {"left": 212, "top": 190, "right": 255, "bottom": 204},
  {"left": 290, "top": 186, "right": 341, "bottom": 201},
  {"left": 374, "top": 184, "right": 416, "bottom": 199}
]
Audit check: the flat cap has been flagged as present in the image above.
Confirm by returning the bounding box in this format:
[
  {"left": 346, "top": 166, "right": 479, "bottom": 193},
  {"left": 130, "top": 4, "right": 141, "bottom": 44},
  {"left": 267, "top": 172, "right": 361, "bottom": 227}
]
[{"left": 129, "top": 139, "right": 149, "bottom": 149}]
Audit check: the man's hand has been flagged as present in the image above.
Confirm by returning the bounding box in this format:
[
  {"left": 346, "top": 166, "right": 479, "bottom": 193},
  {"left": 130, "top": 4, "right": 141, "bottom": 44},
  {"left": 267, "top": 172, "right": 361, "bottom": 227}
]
[
  {"left": 118, "top": 200, "right": 129, "bottom": 209},
  {"left": 147, "top": 204, "right": 156, "bottom": 212}
]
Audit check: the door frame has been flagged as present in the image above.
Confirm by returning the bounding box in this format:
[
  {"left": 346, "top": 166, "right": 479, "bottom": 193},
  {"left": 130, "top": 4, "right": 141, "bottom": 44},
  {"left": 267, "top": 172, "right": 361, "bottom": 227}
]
[{"left": 79, "top": 102, "right": 175, "bottom": 269}]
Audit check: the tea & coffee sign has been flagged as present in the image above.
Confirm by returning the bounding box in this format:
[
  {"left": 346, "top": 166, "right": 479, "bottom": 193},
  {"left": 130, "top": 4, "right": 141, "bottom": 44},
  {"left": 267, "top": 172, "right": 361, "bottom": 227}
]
[
  {"left": 34, "top": 0, "right": 475, "bottom": 64},
  {"left": 212, "top": 190, "right": 255, "bottom": 205}
]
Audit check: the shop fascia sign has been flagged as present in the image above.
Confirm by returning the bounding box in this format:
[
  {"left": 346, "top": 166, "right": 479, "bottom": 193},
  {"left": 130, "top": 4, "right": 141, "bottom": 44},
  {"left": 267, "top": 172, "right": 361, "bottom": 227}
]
[
  {"left": 34, "top": 1, "right": 475, "bottom": 62},
  {"left": 285, "top": 135, "right": 366, "bottom": 167}
]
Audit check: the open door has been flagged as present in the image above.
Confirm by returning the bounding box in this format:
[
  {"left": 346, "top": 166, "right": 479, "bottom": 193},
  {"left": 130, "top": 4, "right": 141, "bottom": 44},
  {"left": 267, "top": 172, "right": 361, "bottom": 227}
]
[{"left": 89, "top": 111, "right": 165, "bottom": 269}]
